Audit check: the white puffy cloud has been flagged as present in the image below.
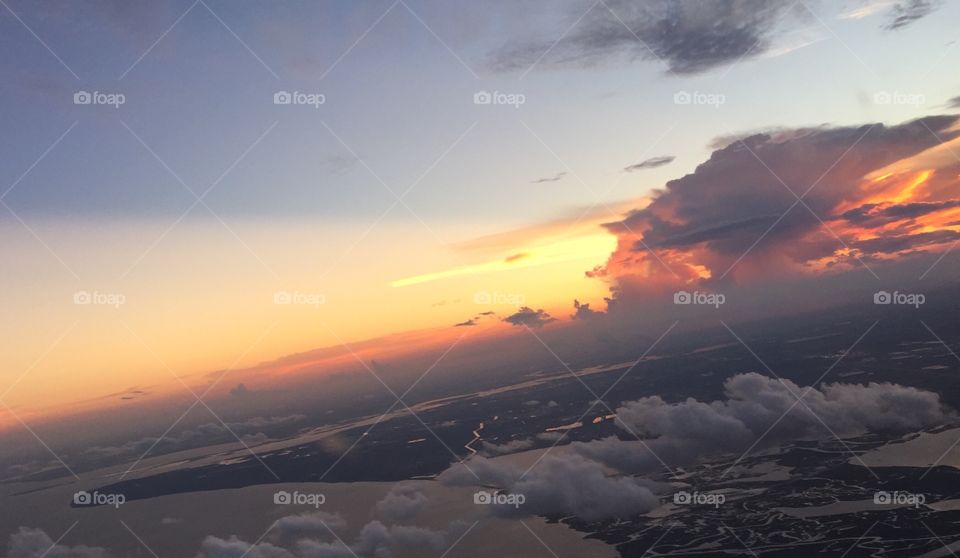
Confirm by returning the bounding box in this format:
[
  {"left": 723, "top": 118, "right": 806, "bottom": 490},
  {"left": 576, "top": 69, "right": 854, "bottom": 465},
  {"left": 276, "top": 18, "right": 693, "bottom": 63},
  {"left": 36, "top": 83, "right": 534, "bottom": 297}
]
[
  {"left": 374, "top": 485, "right": 428, "bottom": 522},
  {"left": 7, "top": 528, "right": 107, "bottom": 558}
]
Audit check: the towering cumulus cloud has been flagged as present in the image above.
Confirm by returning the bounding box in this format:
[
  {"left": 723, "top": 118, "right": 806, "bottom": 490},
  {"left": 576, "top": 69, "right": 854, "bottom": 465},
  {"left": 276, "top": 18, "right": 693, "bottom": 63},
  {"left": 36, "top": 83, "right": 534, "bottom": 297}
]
[{"left": 593, "top": 115, "right": 960, "bottom": 297}]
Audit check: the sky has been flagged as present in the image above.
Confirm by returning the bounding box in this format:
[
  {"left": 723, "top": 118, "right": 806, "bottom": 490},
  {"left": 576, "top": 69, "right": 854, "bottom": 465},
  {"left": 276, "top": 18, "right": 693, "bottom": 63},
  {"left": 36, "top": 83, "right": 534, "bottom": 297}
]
[{"left": 1, "top": 0, "right": 960, "bottom": 425}]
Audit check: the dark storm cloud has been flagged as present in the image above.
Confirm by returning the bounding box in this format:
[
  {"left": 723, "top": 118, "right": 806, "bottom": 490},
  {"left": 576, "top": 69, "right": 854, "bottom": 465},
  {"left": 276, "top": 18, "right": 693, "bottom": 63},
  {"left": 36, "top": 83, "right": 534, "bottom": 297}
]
[
  {"left": 596, "top": 115, "right": 960, "bottom": 286},
  {"left": 490, "top": 0, "right": 804, "bottom": 75},
  {"left": 643, "top": 213, "right": 781, "bottom": 248},
  {"left": 884, "top": 0, "right": 942, "bottom": 30},
  {"left": 624, "top": 155, "right": 675, "bottom": 172},
  {"left": 502, "top": 307, "right": 556, "bottom": 328},
  {"left": 852, "top": 229, "right": 960, "bottom": 255},
  {"left": 842, "top": 200, "right": 960, "bottom": 226}
]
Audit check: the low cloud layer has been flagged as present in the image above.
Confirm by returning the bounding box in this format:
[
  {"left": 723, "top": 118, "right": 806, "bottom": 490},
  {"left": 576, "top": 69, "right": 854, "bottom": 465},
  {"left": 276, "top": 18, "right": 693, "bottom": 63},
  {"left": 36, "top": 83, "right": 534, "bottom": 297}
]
[
  {"left": 7, "top": 528, "right": 106, "bottom": 558},
  {"left": 440, "top": 373, "right": 950, "bottom": 521},
  {"left": 441, "top": 453, "right": 659, "bottom": 522},
  {"left": 196, "top": 516, "right": 468, "bottom": 558},
  {"left": 375, "top": 485, "right": 429, "bottom": 522},
  {"left": 578, "top": 373, "right": 950, "bottom": 474}
]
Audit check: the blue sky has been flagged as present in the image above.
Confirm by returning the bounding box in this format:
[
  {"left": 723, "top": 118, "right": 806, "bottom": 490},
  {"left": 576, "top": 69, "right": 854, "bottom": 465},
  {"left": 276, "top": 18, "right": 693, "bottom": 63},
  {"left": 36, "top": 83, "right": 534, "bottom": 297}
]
[{"left": 3, "top": 0, "right": 957, "bottom": 225}]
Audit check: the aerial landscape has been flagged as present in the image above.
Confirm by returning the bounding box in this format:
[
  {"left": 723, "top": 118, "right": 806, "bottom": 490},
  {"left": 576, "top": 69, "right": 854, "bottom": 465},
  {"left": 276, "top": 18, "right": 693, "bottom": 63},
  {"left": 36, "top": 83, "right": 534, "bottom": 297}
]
[{"left": 2, "top": 1, "right": 960, "bottom": 556}]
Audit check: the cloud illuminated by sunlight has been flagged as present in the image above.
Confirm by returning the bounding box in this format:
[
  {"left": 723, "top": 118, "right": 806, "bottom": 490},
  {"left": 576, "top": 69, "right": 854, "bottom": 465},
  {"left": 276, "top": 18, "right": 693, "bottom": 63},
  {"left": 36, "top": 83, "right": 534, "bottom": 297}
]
[{"left": 391, "top": 233, "right": 616, "bottom": 287}]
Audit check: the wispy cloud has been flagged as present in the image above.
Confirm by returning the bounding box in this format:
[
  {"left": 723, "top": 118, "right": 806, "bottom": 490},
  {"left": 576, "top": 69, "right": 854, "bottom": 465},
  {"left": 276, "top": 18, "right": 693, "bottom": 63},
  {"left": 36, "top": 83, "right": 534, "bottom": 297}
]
[{"left": 624, "top": 155, "right": 675, "bottom": 172}]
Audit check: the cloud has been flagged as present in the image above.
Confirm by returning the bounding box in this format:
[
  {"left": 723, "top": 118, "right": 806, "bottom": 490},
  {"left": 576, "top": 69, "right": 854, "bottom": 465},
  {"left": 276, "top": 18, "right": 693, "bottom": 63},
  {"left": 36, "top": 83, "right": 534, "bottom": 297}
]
[
  {"left": 531, "top": 172, "right": 567, "bottom": 183},
  {"left": 575, "top": 372, "right": 952, "bottom": 473},
  {"left": 440, "top": 453, "right": 659, "bottom": 521},
  {"left": 594, "top": 115, "right": 960, "bottom": 295},
  {"left": 197, "top": 515, "right": 468, "bottom": 558},
  {"left": 571, "top": 299, "right": 602, "bottom": 320},
  {"left": 7, "top": 528, "right": 107, "bottom": 558},
  {"left": 502, "top": 307, "right": 556, "bottom": 328},
  {"left": 230, "top": 383, "right": 250, "bottom": 396},
  {"left": 624, "top": 155, "right": 675, "bottom": 172},
  {"left": 480, "top": 438, "right": 535, "bottom": 456},
  {"left": 197, "top": 536, "right": 295, "bottom": 558},
  {"left": 454, "top": 319, "right": 477, "bottom": 327},
  {"left": 272, "top": 511, "right": 348, "bottom": 541},
  {"left": 439, "top": 373, "right": 949, "bottom": 523},
  {"left": 490, "top": 0, "right": 805, "bottom": 75},
  {"left": 374, "top": 485, "right": 428, "bottom": 522},
  {"left": 504, "top": 454, "right": 659, "bottom": 521},
  {"left": 948, "top": 95, "right": 960, "bottom": 109},
  {"left": 885, "top": 0, "right": 942, "bottom": 30}
]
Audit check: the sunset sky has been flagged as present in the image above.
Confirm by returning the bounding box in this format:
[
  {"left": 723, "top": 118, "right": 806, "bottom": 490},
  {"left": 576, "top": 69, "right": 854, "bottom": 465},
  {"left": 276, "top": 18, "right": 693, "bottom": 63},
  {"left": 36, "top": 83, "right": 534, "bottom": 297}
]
[{"left": 2, "top": 0, "right": 960, "bottom": 423}]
